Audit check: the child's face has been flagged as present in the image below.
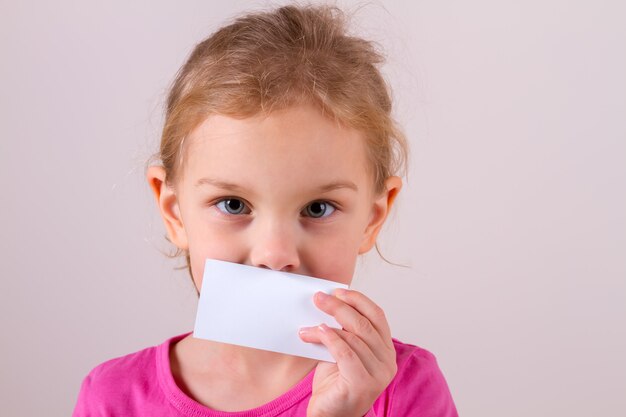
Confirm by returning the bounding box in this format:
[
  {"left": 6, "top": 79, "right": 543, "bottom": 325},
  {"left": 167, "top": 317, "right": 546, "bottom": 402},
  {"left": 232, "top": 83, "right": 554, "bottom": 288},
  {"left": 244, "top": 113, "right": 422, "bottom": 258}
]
[{"left": 147, "top": 103, "right": 401, "bottom": 290}]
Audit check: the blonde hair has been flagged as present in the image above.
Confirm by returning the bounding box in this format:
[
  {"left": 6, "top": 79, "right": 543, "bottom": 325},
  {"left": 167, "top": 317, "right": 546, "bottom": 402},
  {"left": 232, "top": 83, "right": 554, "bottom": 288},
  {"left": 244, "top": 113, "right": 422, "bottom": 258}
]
[{"left": 146, "top": 3, "right": 410, "bottom": 281}]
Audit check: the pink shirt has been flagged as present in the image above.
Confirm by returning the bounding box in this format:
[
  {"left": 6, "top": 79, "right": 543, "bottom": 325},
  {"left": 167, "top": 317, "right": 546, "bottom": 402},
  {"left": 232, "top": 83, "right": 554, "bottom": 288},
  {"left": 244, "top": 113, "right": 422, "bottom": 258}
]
[{"left": 72, "top": 331, "right": 458, "bottom": 416}]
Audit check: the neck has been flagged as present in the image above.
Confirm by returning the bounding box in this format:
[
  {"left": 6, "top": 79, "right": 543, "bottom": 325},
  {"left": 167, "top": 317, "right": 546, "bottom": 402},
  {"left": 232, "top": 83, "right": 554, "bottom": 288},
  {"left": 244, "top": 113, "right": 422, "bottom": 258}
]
[{"left": 184, "top": 335, "right": 318, "bottom": 382}]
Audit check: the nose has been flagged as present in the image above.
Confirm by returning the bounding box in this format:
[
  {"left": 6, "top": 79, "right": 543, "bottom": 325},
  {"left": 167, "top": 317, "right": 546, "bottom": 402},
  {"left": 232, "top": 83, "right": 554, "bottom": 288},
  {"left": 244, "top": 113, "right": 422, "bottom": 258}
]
[{"left": 248, "top": 219, "right": 301, "bottom": 272}]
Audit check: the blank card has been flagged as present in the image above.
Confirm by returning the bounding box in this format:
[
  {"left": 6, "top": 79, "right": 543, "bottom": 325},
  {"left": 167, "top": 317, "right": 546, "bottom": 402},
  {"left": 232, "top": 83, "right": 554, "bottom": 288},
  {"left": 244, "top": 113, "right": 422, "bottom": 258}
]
[{"left": 193, "top": 258, "right": 349, "bottom": 362}]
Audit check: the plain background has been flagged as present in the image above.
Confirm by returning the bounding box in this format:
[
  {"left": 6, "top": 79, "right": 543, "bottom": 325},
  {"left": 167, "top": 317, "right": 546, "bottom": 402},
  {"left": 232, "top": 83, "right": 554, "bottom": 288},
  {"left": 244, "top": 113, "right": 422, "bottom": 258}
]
[{"left": 1, "top": 0, "right": 624, "bottom": 415}]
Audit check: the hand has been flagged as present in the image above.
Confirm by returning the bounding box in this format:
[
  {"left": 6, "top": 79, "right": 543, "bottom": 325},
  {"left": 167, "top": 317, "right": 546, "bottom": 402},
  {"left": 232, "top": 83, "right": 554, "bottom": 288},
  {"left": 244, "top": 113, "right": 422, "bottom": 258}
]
[{"left": 298, "top": 288, "right": 397, "bottom": 417}]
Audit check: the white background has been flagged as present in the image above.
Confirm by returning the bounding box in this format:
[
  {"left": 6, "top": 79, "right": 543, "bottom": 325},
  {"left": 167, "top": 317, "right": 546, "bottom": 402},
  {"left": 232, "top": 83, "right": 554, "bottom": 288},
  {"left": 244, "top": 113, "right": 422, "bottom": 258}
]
[{"left": 1, "top": 0, "right": 624, "bottom": 415}]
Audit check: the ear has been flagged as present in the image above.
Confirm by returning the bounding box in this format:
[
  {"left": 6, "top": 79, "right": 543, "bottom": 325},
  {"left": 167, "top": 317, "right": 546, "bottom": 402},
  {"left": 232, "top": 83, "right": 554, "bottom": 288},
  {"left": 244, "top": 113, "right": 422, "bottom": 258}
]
[
  {"left": 146, "top": 166, "right": 189, "bottom": 250},
  {"left": 358, "top": 176, "right": 402, "bottom": 254}
]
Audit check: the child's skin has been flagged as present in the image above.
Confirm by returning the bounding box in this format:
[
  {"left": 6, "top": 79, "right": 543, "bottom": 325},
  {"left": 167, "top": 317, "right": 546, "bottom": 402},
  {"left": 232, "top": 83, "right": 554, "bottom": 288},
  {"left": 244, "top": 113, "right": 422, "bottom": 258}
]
[{"left": 147, "top": 102, "right": 402, "bottom": 417}]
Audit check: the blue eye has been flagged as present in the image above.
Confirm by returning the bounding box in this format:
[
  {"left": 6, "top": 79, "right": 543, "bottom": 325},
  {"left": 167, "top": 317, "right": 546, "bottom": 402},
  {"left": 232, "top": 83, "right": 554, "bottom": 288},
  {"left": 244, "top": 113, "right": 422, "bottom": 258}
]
[
  {"left": 213, "top": 198, "right": 337, "bottom": 219},
  {"left": 215, "top": 198, "right": 249, "bottom": 215},
  {"left": 304, "top": 201, "right": 335, "bottom": 218}
]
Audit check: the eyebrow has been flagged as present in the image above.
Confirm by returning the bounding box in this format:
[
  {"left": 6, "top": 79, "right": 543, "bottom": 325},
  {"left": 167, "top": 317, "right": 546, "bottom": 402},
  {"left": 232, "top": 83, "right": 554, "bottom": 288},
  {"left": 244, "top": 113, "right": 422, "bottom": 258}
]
[{"left": 194, "top": 177, "right": 358, "bottom": 193}]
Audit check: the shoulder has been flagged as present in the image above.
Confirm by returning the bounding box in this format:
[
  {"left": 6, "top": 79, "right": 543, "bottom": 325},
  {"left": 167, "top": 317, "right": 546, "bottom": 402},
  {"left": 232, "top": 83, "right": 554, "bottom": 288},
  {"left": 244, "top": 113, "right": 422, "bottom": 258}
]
[
  {"left": 72, "top": 333, "right": 186, "bottom": 417},
  {"left": 391, "top": 337, "right": 438, "bottom": 370},
  {"left": 88, "top": 343, "right": 158, "bottom": 382},
  {"left": 74, "top": 342, "right": 158, "bottom": 404},
  {"left": 390, "top": 337, "right": 451, "bottom": 396},
  {"left": 372, "top": 337, "right": 459, "bottom": 416}
]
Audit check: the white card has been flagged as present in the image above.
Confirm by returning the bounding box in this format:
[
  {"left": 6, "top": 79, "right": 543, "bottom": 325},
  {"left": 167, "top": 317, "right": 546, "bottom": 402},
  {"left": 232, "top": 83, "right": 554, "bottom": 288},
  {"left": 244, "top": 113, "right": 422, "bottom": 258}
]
[{"left": 193, "top": 258, "right": 349, "bottom": 362}]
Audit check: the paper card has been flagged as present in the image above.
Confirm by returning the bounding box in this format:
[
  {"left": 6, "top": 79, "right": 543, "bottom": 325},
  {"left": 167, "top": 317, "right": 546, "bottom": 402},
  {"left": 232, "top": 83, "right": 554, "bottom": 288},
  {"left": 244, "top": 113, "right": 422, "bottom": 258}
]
[{"left": 193, "top": 258, "right": 349, "bottom": 363}]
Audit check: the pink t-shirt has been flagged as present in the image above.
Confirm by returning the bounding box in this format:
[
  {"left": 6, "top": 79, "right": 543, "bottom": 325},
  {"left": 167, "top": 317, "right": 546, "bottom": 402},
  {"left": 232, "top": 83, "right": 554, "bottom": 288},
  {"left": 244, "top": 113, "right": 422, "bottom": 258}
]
[{"left": 72, "top": 331, "right": 458, "bottom": 416}]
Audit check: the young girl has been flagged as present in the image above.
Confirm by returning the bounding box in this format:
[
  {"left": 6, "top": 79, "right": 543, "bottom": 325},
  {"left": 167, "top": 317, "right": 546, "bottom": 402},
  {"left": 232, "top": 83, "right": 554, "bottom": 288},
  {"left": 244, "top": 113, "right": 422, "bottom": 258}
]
[{"left": 73, "top": 4, "right": 458, "bottom": 417}]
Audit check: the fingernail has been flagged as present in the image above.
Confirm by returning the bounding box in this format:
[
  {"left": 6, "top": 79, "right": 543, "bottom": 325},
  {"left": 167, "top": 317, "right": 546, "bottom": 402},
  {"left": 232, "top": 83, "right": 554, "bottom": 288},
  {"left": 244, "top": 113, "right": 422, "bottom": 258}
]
[
  {"left": 318, "top": 323, "right": 328, "bottom": 332},
  {"left": 316, "top": 291, "right": 329, "bottom": 300},
  {"left": 299, "top": 326, "right": 314, "bottom": 335},
  {"left": 334, "top": 288, "right": 347, "bottom": 298}
]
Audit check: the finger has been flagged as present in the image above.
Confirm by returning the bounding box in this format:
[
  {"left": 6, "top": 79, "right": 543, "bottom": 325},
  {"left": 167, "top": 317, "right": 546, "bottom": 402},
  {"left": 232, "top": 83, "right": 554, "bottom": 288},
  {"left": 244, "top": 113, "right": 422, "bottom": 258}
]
[
  {"left": 299, "top": 324, "right": 380, "bottom": 376},
  {"left": 332, "top": 289, "right": 394, "bottom": 350},
  {"left": 314, "top": 291, "right": 390, "bottom": 362},
  {"left": 317, "top": 323, "right": 371, "bottom": 383}
]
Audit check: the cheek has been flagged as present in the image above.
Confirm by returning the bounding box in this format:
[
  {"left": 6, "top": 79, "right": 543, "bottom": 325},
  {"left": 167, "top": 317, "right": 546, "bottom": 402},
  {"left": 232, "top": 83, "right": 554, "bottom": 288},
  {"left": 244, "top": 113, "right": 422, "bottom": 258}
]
[
  {"left": 186, "top": 227, "right": 246, "bottom": 291},
  {"left": 329, "top": 222, "right": 366, "bottom": 285},
  {"left": 307, "top": 234, "right": 361, "bottom": 285},
  {"left": 316, "top": 254, "right": 357, "bottom": 286}
]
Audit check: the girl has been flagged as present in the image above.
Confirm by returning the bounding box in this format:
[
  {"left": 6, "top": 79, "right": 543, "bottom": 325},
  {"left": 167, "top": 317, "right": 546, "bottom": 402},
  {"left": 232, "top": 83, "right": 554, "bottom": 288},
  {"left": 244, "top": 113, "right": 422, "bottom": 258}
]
[{"left": 73, "top": 3, "right": 458, "bottom": 417}]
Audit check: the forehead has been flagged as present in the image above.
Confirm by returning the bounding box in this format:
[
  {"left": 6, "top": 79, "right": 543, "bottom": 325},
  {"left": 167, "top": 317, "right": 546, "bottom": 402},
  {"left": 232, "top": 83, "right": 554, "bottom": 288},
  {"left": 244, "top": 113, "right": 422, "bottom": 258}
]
[{"left": 183, "top": 105, "right": 371, "bottom": 192}]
